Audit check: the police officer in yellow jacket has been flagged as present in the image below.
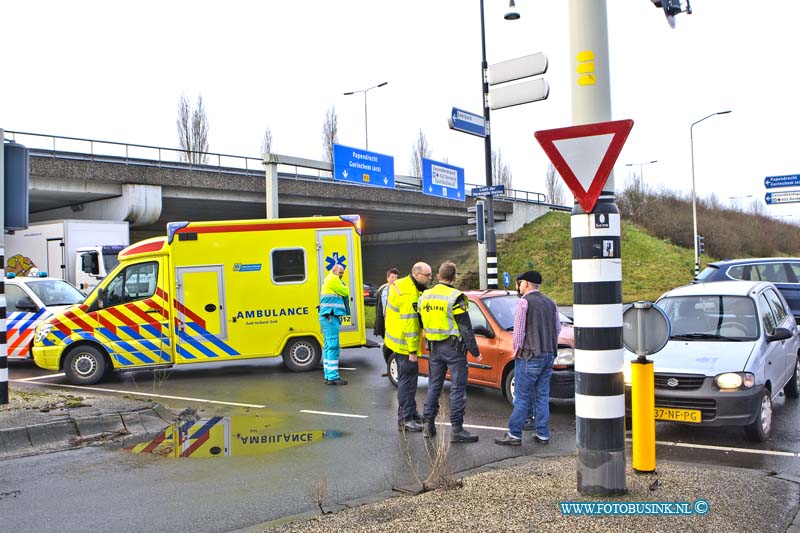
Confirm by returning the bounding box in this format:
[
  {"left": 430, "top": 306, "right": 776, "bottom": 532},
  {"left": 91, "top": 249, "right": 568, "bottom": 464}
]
[
  {"left": 319, "top": 264, "right": 350, "bottom": 385},
  {"left": 419, "top": 261, "right": 481, "bottom": 443},
  {"left": 385, "top": 262, "right": 432, "bottom": 432}
]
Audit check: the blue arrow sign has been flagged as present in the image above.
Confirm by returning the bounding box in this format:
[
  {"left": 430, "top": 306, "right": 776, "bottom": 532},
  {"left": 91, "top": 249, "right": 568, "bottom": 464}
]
[
  {"left": 765, "top": 174, "right": 800, "bottom": 189},
  {"left": 448, "top": 107, "right": 486, "bottom": 138},
  {"left": 503, "top": 272, "right": 510, "bottom": 288},
  {"left": 332, "top": 144, "right": 395, "bottom": 189},
  {"left": 765, "top": 190, "right": 800, "bottom": 205},
  {"left": 421, "top": 158, "right": 465, "bottom": 202},
  {"left": 471, "top": 184, "right": 505, "bottom": 197}
]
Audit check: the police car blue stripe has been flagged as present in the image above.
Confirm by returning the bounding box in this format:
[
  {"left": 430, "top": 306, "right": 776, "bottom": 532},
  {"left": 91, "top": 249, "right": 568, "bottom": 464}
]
[{"left": 18, "top": 309, "right": 48, "bottom": 332}]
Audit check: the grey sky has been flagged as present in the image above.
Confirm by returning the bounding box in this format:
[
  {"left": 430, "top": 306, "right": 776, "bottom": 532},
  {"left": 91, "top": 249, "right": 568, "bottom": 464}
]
[{"left": 2, "top": 1, "right": 798, "bottom": 222}]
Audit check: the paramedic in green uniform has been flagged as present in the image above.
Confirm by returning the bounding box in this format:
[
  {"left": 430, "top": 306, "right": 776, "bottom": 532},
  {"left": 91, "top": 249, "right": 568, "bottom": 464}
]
[{"left": 319, "top": 264, "right": 350, "bottom": 385}]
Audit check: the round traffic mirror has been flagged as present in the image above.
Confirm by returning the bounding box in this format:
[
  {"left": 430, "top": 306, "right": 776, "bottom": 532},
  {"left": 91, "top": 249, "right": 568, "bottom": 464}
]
[{"left": 622, "top": 301, "right": 671, "bottom": 357}]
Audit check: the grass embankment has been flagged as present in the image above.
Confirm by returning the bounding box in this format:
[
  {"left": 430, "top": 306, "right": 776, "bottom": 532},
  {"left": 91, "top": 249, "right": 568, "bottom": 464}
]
[{"left": 497, "top": 212, "right": 716, "bottom": 305}]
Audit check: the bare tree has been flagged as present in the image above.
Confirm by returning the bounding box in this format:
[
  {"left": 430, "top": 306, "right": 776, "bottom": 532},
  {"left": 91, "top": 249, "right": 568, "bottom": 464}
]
[
  {"left": 322, "top": 106, "right": 338, "bottom": 162},
  {"left": 261, "top": 128, "right": 273, "bottom": 158},
  {"left": 176, "top": 94, "right": 209, "bottom": 164},
  {"left": 492, "top": 149, "right": 512, "bottom": 190},
  {"left": 410, "top": 129, "right": 431, "bottom": 177},
  {"left": 545, "top": 163, "right": 565, "bottom": 205}
]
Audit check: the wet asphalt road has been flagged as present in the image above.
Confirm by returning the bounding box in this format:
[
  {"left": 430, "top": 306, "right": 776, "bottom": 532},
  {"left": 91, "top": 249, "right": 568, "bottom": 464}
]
[{"left": 5, "top": 340, "right": 800, "bottom": 532}]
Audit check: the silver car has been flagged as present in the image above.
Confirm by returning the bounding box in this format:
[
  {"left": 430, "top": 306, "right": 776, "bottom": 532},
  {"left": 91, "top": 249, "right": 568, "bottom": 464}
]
[{"left": 624, "top": 280, "right": 800, "bottom": 442}]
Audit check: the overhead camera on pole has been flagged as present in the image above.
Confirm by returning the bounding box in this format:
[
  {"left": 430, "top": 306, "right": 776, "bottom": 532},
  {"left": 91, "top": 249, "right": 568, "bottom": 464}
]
[{"left": 650, "top": 0, "right": 692, "bottom": 28}]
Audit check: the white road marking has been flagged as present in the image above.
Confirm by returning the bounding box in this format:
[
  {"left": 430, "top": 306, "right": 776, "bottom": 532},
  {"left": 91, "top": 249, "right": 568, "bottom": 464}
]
[
  {"left": 339, "top": 367, "right": 357, "bottom": 371},
  {"left": 625, "top": 437, "right": 799, "bottom": 457},
  {"left": 11, "top": 380, "right": 267, "bottom": 409},
  {"left": 15, "top": 373, "right": 66, "bottom": 381},
  {"left": 300, "top": 409, "right": 368, "bottom": 419}
]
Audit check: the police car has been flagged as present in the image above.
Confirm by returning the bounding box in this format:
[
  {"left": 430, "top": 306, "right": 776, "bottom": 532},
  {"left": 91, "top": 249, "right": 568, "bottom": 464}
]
[{"left": 5, "top": 272, "right": 86, "bottom": 360}]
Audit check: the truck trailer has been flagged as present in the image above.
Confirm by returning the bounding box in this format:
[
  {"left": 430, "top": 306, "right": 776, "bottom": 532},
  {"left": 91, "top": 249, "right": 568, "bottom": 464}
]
[
  {"left": 33, "top": 215, "right": 372, "bottom": 384},
  {"left": 5, "top": 219, "right": 130, "bottom": 292}
]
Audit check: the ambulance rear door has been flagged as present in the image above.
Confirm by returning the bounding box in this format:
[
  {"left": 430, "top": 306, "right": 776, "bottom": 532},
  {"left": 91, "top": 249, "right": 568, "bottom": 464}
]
[{"left": 316, "top": 229, "right": 360, "bottom": 343}]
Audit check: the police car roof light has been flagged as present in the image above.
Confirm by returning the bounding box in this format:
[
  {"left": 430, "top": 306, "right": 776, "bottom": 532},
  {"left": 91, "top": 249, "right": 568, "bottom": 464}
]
[{"left": 6, "top": 272, "right": 16, "bottom": 279}]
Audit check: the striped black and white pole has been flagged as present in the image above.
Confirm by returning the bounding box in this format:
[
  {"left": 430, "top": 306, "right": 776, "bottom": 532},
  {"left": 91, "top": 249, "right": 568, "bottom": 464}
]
[
  {"left": 487, "top": 252, "right": 498, "bottom": 289},
  {"left": 572, "top": 195, "right": 625, "bottom": 495},
  {"left": 0, "top": 245, "right": 6, "bottom": 405}
]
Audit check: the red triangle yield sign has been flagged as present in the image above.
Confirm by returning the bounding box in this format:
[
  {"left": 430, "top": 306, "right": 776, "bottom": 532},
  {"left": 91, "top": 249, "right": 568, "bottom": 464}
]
[{"left": 535, "top": 119, "right": 633, "bottom": 212}]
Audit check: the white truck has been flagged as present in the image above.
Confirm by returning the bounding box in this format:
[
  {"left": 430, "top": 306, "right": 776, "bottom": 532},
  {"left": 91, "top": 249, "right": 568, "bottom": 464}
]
[{"left": 5, "top": 219, "right": 130, "bottom": 292}]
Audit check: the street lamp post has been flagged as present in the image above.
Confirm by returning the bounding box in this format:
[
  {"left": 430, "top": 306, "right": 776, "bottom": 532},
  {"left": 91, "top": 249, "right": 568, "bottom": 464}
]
[
  {"left": 690, "top": 110, "right": 731, "bottom": 276},
  {"left": 625, "top": 160, "right": 657, "bottom": 182},
  {"left": 343, "top": 81, "right": 388, "bottom": 151},
  {"left": 478, "top": 0, "right": 514, "bottom": 289},
  {"left": 727, "top": 194, "right": 752, "bottom": 211}
]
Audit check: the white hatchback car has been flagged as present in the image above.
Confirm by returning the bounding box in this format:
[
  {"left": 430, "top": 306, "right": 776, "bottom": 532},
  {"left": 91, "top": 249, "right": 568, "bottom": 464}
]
[
  {"left": 5, "top": 274, "right": 86, "bottom": 360},
  {"left": 624, "top": 280, "right": 800, "bottom": 442}
]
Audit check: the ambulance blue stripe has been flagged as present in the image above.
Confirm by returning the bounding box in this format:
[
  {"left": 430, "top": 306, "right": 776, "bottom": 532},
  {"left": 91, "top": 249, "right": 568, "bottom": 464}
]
[
  {"left": 141, "top": 323, "right": 166, "bottom": 341},
  {"left": 190, "top": 416, "right": 223, "bottom": 439},
  {"left": 185, "top": 322, "right": 240, "bottom": 356},
  {"left": 178, "top": 331, "right": 220, "bottom": 358},
  {"left": 176, "top": 345, "right": 197, "bottom": 359},
  {"left": 113, "top": 353, "right": 134, "bottom": 366},
  {"left": 97, "top": 327, "right": 156, "bottom": 364}
]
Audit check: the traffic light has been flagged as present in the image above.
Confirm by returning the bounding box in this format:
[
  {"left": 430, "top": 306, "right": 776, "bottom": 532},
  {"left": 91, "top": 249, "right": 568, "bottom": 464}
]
[
  {"left": 467, "top": 201, "right": 485, "bottom": 243},
  {"left": 697, "top": 235, "right": 705, "bottom": 255},
  {"left": 650, "top": 0, "right": 692, "bottom": 28}
]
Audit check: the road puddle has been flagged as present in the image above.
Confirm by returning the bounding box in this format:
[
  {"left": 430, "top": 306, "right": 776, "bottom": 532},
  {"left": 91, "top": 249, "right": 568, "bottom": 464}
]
[{"left": 124, "top": 415, "right": 344, "bottom": 458}]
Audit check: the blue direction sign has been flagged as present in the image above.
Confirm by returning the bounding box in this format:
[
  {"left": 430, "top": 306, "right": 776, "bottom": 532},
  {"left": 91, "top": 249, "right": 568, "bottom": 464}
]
[
  {"left": 332, "top": 144, "right": 395, "bottom": 189},
  {"left": 422, "top": 158, "right": 465, "bottom": 201},
  {"left": 503, "top": 272, "right": 511, "bottom": 288},
  {"left": 765, "top": 190, "right": 800, "bottom": 205},
  {"left": 448, "top": 107, "right": 486, "bottom": 138},
  {"left": 765, "top": 174, "right": 800, "bottom": 189},
  {"left": 471, "top": 184, "right": 505, "bottom": 197}
]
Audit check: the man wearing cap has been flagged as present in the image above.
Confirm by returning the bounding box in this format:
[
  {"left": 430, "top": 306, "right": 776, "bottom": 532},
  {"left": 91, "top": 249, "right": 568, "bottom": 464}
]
[{"left": 495, "top": 270, "right": 561, "bottom": 446}]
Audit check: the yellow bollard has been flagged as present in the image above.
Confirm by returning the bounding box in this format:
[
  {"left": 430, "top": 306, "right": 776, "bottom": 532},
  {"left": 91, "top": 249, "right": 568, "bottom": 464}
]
[{"left": 631, "top": 357, "right": 656, "bottom": 473}]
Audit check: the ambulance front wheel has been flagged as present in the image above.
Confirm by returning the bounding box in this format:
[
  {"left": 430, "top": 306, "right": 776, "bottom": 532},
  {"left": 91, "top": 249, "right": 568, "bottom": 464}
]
[
  {"left": 64, "top": 345, "right": 108, "bottom": 385},
  {"left": 282, "top": 337, "right": 322, "bottom": 372}
]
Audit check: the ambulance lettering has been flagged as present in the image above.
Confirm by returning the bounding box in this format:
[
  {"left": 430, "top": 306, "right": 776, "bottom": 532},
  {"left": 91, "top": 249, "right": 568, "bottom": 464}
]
[
  {"left": 239, "top": 432, "right": 314, "bottom": 445},
  {"left": 234, "top": 307, "right": 309, "bottom": 321}
]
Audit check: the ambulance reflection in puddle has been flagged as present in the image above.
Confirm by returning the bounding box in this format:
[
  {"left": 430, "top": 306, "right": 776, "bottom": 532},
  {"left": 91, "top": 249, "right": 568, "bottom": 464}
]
[{"left": 125, "top": 415, "right": 345, "bottom": 458}]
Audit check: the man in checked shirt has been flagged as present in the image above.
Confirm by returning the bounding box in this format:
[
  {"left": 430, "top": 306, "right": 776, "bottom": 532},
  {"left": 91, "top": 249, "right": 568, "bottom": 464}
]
[{"left": 495, "top": 270, "right": 561, "bottom": 446}]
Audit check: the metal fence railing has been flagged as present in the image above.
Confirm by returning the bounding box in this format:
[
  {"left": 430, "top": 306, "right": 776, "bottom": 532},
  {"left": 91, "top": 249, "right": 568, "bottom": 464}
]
[{"left": 7, "top": 130, "right": 560, "bottom": 206}]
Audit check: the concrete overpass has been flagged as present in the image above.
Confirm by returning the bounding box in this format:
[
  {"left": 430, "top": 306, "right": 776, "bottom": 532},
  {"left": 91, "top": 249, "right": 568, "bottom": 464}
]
[{"left": 9, "top": 131, "right": 565, "bottom": 284}]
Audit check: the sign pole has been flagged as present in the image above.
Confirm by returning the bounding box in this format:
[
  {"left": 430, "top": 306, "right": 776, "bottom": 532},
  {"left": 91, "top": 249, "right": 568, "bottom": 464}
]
[
  {"left": 568, "top": 0, "right": 626, "bottom": 495},
  {"left": 0, "top": 129, "right": 7, "bottom": 404},
  {"left": 479, "top": 0, "right": 498, "bottom": 290}
]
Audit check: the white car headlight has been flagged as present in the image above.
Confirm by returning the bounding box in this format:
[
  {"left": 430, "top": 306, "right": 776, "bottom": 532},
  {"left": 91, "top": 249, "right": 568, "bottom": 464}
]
[
  {"left": 34, "top": 323, "right": 54, "bottom": 344},
  {"left": 554, "top": 346, "right": 574, "bottom": 366},
  {"left": 715, "top": 372, "right": 755, "bottom": 390}
]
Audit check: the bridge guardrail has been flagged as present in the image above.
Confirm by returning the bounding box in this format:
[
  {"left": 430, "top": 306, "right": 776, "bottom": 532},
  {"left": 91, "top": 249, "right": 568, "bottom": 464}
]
[{"left": 8, "top": 130, "right": 556, "bottom": 207}]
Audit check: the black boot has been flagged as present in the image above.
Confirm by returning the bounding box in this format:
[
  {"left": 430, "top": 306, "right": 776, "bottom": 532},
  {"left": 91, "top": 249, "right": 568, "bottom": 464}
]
[{"left": 423, "top": 417, "right": 437, "bottom": 438}]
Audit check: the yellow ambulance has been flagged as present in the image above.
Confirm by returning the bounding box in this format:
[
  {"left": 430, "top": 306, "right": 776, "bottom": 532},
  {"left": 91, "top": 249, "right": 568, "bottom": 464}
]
[{"left": 32, "top": 215, "right": 370, "bottom": 385}]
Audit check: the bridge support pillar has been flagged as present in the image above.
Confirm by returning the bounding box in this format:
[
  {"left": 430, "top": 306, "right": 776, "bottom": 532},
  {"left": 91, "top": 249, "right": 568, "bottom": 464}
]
[
  {"left": 264, "top": 156, "right": 279, "bottom": 219},
  {"left": 31, "top": 184, "right": 162, "bottom": 227}
]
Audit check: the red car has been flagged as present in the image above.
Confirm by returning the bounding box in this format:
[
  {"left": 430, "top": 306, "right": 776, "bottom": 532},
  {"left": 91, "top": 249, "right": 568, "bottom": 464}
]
[{"left": 385, "top": 290, "right": 575, "bottom": 405}]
